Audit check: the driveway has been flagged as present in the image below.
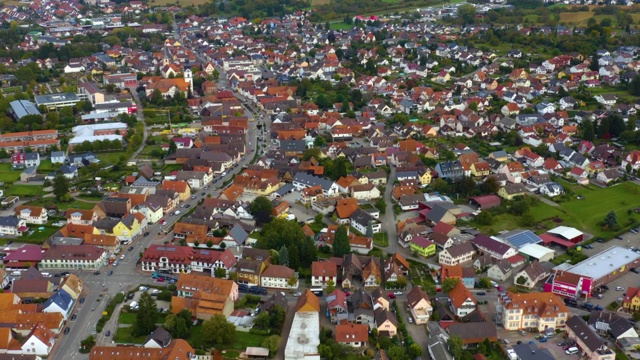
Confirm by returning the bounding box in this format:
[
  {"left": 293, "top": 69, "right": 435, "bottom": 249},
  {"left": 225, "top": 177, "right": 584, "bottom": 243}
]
[{"left": 396, "top": 297, "right": 430, "bottom": 360}]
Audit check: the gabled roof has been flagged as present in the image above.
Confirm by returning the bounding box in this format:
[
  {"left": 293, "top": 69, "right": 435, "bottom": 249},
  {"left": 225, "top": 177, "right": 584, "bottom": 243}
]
[
  {"left": 295, "top": 289, "right": 320, "bottom": 312},
  {"left": 43, "top": 289, "right": 72, "bottom": 311},
  {"left": 448, "top": 281, "right": 476, "bottom": 309}
]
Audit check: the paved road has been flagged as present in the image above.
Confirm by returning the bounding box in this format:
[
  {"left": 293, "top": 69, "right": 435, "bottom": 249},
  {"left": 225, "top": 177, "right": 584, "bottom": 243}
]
[
  {"left": 127, "top": 90, "right": 149, "bottom": 163},
  {"left": 51, "top": 83, "right": 260, "bottom": 360},
  {"left": 382, "top": 166, "right": 398, "bottom": 254}
]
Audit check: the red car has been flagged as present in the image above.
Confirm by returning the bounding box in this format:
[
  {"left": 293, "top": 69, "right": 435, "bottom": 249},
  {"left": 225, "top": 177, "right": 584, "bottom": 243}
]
[
  {"left": 156, "top": 277, "right": 165, "bottom": 282},
  {"left": 343, "top": 290, "right": 350, "bottom": 297},
  {"left": 160, "top": 219, "right": 166, "bottom": 225},
  {"left": 388, "top": 292, "right": 396, "bottom": 299},
  {"left": 497, "top": 285, "right": 504, "bottom": 292}
]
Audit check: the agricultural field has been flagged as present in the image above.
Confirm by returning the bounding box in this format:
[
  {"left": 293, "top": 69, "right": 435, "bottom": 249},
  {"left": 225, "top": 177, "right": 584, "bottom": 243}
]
[
  {"left": 559, "top": 11, "right": 594, "bottom": 24},
  {"left": 311, "top": 0, "right": 330, "bottom": 6}
]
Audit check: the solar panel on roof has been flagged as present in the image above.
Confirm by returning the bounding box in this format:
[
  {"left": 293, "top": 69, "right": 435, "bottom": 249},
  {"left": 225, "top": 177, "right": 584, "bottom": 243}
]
[{"left": 505, "top": 230, "right": 542, "bottom": 249}]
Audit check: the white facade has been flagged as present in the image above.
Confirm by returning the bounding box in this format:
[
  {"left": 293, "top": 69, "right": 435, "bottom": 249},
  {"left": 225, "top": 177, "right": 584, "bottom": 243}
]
[
  {"left": 261, "top": 275, "right": 299, "bottom": 289},
  {"left": 39, "top": 252, "right": 108, "bottom": 270},
  {"left": 17, "top": 208, "right": 48, "bottom": 225}
]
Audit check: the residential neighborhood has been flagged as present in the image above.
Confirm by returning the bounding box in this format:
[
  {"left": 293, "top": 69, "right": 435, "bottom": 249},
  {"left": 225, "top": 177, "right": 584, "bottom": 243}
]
[{"left": 2, "top": 0, "right": 640, "bottom": 360}]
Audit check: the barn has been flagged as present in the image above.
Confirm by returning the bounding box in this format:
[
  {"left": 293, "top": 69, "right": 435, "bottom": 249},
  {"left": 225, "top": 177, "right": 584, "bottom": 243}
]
[
  {"left": 468, "top": 195, "right": 501, "bottom": 210},
  {"left": 547, "top": 226, "right": 584, "bottom": 244}
]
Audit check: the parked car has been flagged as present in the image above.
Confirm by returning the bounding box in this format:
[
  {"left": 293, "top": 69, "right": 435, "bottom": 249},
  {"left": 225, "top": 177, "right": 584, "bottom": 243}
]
[
  {"left": 616, "top": 236, "right": 624, "bottom": 240},
  {"left": 595, "top": 305, "right": 604, "bottom": 311},
  {"left": 388, "top": 293, "right": 396, "bottom": 299},
  {"left": 616, "top": 286, "right": 625, "bottom": 291},
  {"left": 408, "top": 317, "right": 413, "bottom": 324},
  {"left": 476, "top": 291, "right": 486, "bottom": 296},
  {"left": 143, "top": 232, "right": 150, "bottom": 237},
  {"left": 79, "top": 298, "right": 85, "bottom": 304},
  {"left": 538, "top": 336, "right": 547, "bottom": 343},
  {"left": 393, "top": 291, "right": 403, "bottom": 296},
  {"left": 64, "top": 327, "right": 70, "bottom": 335},
  {"left": 293, "top": 292, "right": 302, "bottom": 297},
  {"left": 93, "top": 271, "right": 100, "bottom": 275},
  {"left": 596, "top": 239, "right": 605, "bottom": 243},
  {"left": 71, "top": 314, "right": 77, "bottom": 321},
  {"left": 107, "top": 270, "right": 113, "bottom": 276},
  {"left": 520, "top": 330, "right": 526, "bottom": 336},
  {"left": 497, "top": 285, "right": 504, "bottom": 292},
  {"left": 105, "top": 330, "right": 111, "bottom": 337},
  {"left": 632, "top": 268, "right": 640, "bottom": 274},
  {"left": 601, "top": 285, "right": 610, "bottom": 290},
  {"left": 557, "top": 341, "right": 566, "bottom": 347}
]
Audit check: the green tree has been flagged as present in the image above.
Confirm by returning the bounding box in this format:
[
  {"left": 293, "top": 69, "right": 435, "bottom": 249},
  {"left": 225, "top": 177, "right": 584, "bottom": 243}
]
[
  {"left": 516, "top": 275, "right": 527, "bottom": 286},
  {"left": 478, "top": 277, "right": 491, "bottom": 288},
  {"left": 375, "top": 198, "right": 387, "bottom": 214},
  {"left": 168, "top": 140, "right": 177, "bottom": 154},
  {"left": 325, "top": 278, "right": 336, "bottom": 294},
  {"left": 257, "top": 219, "right": 317, "bottom": 268},
  {"left": 408, "top": 343, "right": 423, "bottom": 358},
  {"left": 332, "top": 225, "right": 350, "bottom": 257},
  {"left": 629, "top": 75, "right": 640, "bottom": 96},
  {"left": 578, "top": 119, "right": 595, "bottom": 141},
  {"left": 249, "top": 196, "right": 273, "bottom": 225},
  {"left": 604, "top": 211, "right": 618, "bottom": 228},
  {"left": 448, "top": 335, "right": 465, "bottom": 360},
  {"left": 214, "top": 267, "right": 227, "bottom": 278},
  {"left": 458, "top": 4, "right": 477, "bottom": 24},
  {"left": 254, "top": 312, "right": 271, "bottom": 329},
  {"left": 279, "top": 245, "right": 289, "bottom": 267},
  {"left": 53, "top": 171, "right": 71, "bottom": 202},
  {"left": 261, "top": 335, "right": 280, "bottom": 354},
  {"left": 366, "top": 222, "right": 373, "bottom": 238},
  {"left": 164, "top": 309, "right": 192, "bottom": 338},
  {"left": 475, "top": 211, "right": 494, "bottom": 226},
  {"left": 442, "top": 278, "right": 460, "bottom": 293},
  {"left": 201, "top": 314, "right": 236, "bottom": 348},
  {"left": 133, "top": 292, "right": 158, "bottom": 336},
  {"left": 388, "top": 345, "right": 409, "bottom": 360}
]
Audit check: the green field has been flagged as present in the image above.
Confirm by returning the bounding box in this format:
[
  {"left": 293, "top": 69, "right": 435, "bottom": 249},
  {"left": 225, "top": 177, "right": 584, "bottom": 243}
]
[
  {"left": 476, "top": 182, "right": 640, "bottom": 239},
  {"left": 19, "top": 225, "right": 59, "bottom": 244},
  {"left": 0, "top": 163, "right": 21, "bottom": 183},
  {"left": 3, "top": 184, "right": 46, "bottom": 197}
]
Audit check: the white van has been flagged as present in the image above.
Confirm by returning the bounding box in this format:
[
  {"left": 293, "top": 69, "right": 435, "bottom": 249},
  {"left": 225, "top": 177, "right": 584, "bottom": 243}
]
[
  {"left": 41, "top": 273, "right": 52, "bottom": 277},
  {"left": 565, "top": 347, "right": 579, "bottom": 355},
  {"left": 10, "top": 271, "right": 21, "bottom": 276},
  {"left": 175, "top": 210, "right": 181, "bottom": 216}
]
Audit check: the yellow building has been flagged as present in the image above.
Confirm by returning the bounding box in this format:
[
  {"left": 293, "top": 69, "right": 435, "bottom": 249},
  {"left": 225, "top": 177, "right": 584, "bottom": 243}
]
[
  {"left": 418, "top": 168, "right": 432, "bottom": 186},
  {"left": 499, "top": 292, "right": 569, "bottom": 332},
  {"left": 623, "top": 287, "right": 640, "bottom": 311},
  {"left": 498, "top": 183, "right": 527, "bottom": 200},
  {"left": 470, "top": 162, "right": 491, "bottom": 177},
  {"left": 109, "top": 214, "right": 142, "bottom": 242}
]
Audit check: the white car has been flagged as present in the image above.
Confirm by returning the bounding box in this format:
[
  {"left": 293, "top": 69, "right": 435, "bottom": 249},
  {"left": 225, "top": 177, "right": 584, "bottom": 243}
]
[
  {"left": 408, "top": 317, "right": 413, "bottom": 324},
  {"left": 120, "top": 254, "right": 125, "bottom": 260}
]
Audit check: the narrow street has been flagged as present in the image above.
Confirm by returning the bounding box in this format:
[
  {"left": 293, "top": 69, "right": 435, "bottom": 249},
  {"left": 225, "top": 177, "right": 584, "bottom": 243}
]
[{"left": 383, "top": 166, "right": 398, "bottom": 254}]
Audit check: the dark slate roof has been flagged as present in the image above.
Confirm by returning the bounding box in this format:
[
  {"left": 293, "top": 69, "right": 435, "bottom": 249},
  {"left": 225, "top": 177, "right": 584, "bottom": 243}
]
[
  {"left": 566, "top": 315, "right": 606, "bottom": 352},
  {"left": 512, "top": 342, "right": 555, "bottom": 360},
  {"left": 144, "top": 326, "right": 172, "bottom": 348},
  {"left": 0, "top": 216, "right": 20, "bottom": 227},
  {"left": 228, "top": 223, "right": 248, "bottom": 245},
  {"left": 472, "top": 234, "right": 513, "bottom": 256},
  {"left": 43, "top": 289, "right": 73, "bottom": 311}
]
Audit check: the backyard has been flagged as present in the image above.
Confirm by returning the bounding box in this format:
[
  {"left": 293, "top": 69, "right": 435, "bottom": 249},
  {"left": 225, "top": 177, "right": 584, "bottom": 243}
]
[{"left": 0, "top": 163, "right": 21, "bottom": 183}]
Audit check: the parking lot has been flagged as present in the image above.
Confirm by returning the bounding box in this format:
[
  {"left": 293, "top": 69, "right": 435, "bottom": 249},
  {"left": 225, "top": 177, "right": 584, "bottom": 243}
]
[{"left": 498, "top": 328, "right": 579, "bottom": 359}]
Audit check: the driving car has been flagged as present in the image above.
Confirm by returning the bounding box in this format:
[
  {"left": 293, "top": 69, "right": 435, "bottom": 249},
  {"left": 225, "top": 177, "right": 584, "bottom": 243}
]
[
  {"left": 107, "top": 270, "right": 113, "bottom": 276},
  {"left": 105, "top": 330, "right": 111, "bottom": 337},
  {"left": 120, "top": 254, "right": 126, "bottom": 260},
  {"left": 64, "top": 327, "right": 70, "bottom": 335},
  {"left": 128, "top": 246, "right": 134, "bottom": 251},
  {"left": 143, "top": 232, "right": 150, "bottom": 237},
  {"left": 93, "top": 271, "right": 100, "bottom": 275}
]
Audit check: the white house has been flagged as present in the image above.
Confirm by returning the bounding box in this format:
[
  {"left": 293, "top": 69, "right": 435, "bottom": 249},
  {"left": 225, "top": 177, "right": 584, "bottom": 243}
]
[
  {"left": 260, "top": 265, "right": 298, "bottom": 289},
  {"left": 539, "top": 182, "right": 563, "bottom": 197},
  {"left": 15, "top": 206, "right": 48, "bottom": 225},
  {"left": 311, "top": 261, "right": 337, "bottom": 288},
  {"left": 7, "top": 322, "right": 56, "bottom": 356},
  {"left": 132, "top": 203, "right": 164, "bottom": 224},
  {"left": 42, "top": 289, "right": 74, "bottom": 320},
  {"left": 0, "top": 216, "right": 27, "bottom": 236},
  {"left": 350, "top": 184, "right": 381, "bottom": 200},
  {"left": 50, "top": 151, "right": 66, "bottom": 164}
]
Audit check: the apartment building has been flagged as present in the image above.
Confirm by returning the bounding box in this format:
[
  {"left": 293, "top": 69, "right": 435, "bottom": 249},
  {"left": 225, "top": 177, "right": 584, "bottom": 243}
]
[{"left": 498, "top": 291, "right": 569, "bottom": 332}]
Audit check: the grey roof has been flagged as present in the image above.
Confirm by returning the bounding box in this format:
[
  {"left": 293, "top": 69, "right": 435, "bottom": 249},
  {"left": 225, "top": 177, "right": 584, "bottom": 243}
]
[
  {"left": 473, "top": 234, "right": 513, "bottom": 256},
  {"left": 350, "top": 208, "right": 377, "bottom": 227},
  {"left": 228, "top": 223, "right": 248, "bottom": 245},
  {"left": 43, "top": 289, "right": 73, "bottom": 311},
  {"left": 34, "top": 92, "right": 79, "bottom": 106},
  {"left": 274, "top": 183, "right": 294, "bottom": 196},
  {"left": 427, "top": 335, "right": 453, "bottom": 360},
  {"left": 144, "top": 327, "right": 171, "bottom": 347},
  {"left": 293, "top": 172, "right": 334, "bottom": 191},
  {"left": 0, "top": 216, "right": 20, "bottom": 227},
  {"left": 10, "top": 100, "right": 41, "bottom": 119},
  {"left": 280, "top": 140, "right": 307, "bottom": 152},
  {"left": 425, "top": 203, "right": 454, "bottom": 224},
  {"left": 566, "top": 315, "right": 606, "bottom": 352},
  {"left": 512, "top": 343, "right": 554, "bottom": 360},
  {"left": 51, "top": 151, "right": 65, "bottom": 158},
  {"left": 501, "top": 229, "right": 542, "bottom": 249}
]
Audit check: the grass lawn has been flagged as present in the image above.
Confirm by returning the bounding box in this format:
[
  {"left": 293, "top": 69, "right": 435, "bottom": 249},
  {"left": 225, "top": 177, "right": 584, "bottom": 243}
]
[
  {"left": 556, "top": 182, "right": 640, "bottom": 238},
  {"left": 3, "top": 184, "right": 46, "bottom": 197},
  {"left": 38, "top": 159, "right": 57, "bottom": 173},
  {"left": 26, "top": 197, "right": 96, "bottom": 211},
  {"left": 96, "top": 151, "right": 132, "bottom": 165},
  {"left": 230, "top": 331, "right": 268, "bottom": 350},
  {"left": 329, "top": 22, "right": 353, "bottom": 30},
  {"left": 149, "top": 0, "right": 210, "bottom": 6},
  {"left": 373, "top": 232, "right": 388, "bottom": 247},
  {"left": 475, "top": 182, "right": 640, "bottom": 239},
  {"left": 19, "top": 225, "right": 59, "bottom": 245},
  {"left": 118, "top": 312, "right": 136, "bottom": 325},
  {"left": 0, "top": 163, "right": 20, "bottom": 183},
  {"left": 113, "top": 326, "right": 146, "bottom": 344}
]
